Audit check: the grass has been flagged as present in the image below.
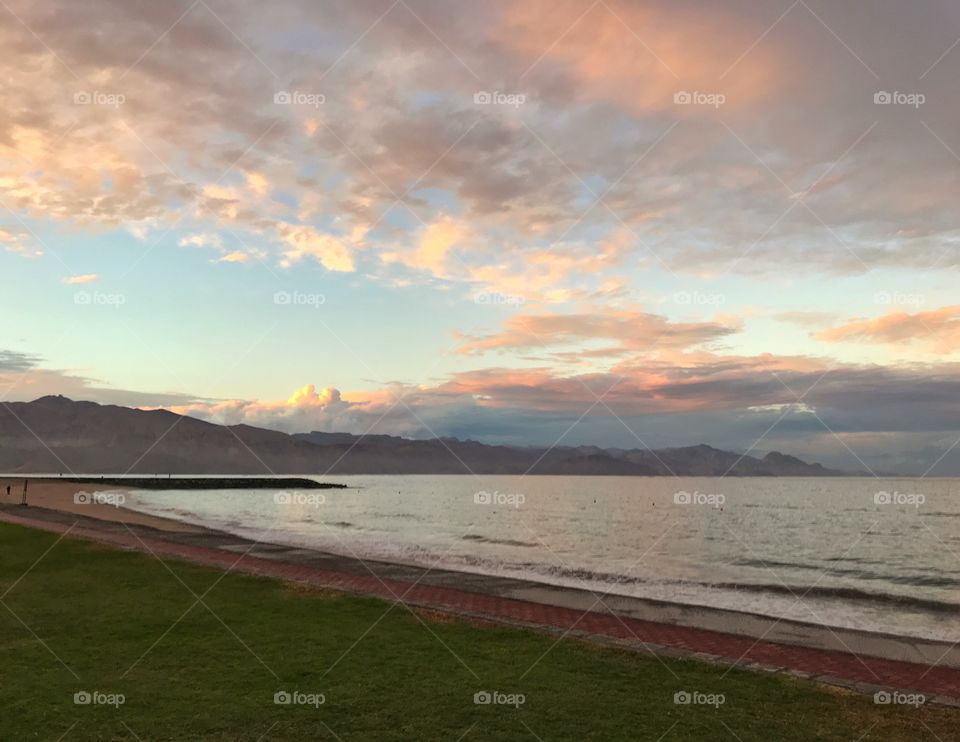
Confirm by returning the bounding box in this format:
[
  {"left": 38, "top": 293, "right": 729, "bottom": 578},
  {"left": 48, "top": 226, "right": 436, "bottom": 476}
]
[{"left": 0, "top": 522, "right": 955, "bottom": 741}]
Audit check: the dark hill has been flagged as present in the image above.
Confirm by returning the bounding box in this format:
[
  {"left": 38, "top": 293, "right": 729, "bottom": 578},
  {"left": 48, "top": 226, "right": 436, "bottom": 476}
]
[{"left": 0, "top": 396, "right": 851, "bottom": 476}]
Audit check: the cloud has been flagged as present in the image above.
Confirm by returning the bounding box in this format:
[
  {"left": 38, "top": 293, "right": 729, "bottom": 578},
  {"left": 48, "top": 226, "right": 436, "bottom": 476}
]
[
  {"left": 381, "top": 215, "right": 470, "bottom": 279},
  {"left": 277, "top": 224, "right": 355, "bottom": 272},
  {"left": 817, "top": 306, "right": 960, "bottom": 353},
  {"left": 179, "top": 234, "right": 224, "bottom": 250},
  {"left": 60, "top": 274, "right": 98, "bottom": 284},
  {"left": 8, "top": 343, "right": 960, "bottom": 473},
  {"left": 3, "top": 0, "right": 960, "bottom": 284},
  {"left": 179, "top": 233, "right": 259, "bottom": 264},
  {"left": 0, "top": 226, "right": 42, "bottom": 257},
  {"left": 215, "top": 251, "right": 250, "bottom": 264},
  {"left": 5, "top": 0, "right": 960, "bottom": 473},
  {"left": 245, "top": 171, "right": 269, "bottom": 197},
  {"left": 169, "top": 384, "right": 353, "bottom": 432},
  {"left": 0, "top": 350, "right": 41, "bottom": 373},
  {"left": 457, "top": 309, "right": 739, "bottom": 356},
  {"left": 497, "top": 0, "right": 779, "bottom": 115},
  {"left": 149, "top": 352, "right": 960, "bottom": 474},
  {"left": 0, "top": 349, "right": 197, "bottom": 407}
]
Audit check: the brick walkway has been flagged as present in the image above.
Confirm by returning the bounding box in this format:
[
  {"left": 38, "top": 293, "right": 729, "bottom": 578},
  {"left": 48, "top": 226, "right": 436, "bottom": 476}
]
[{"left": 3, "top": 509, "right": 959, "bottom": 704}]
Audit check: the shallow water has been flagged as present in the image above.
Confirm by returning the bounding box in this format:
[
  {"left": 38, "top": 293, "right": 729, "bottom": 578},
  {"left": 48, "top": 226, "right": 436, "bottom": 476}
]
[{"left": 121, "top": 475, "right": 960, "bottom": 641}]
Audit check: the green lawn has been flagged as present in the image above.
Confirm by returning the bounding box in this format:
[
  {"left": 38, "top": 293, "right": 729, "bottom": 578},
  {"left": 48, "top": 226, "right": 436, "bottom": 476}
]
[{"left": 0, "top": 522, "right": 954, "bottom": 741}]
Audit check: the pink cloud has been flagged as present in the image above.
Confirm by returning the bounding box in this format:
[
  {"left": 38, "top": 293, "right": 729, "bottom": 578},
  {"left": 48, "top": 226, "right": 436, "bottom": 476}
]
[
  {"left": 817, "top": 306, "right": 960, "bottom": 354},
  {"left": 457, "top": 309, "right": 739, "bottom": 356},
  {"left": 497, "top": 0, "right": 780, "bottom": 115}
]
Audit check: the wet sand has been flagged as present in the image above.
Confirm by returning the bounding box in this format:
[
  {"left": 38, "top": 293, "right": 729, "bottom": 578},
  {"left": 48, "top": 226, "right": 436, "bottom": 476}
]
[{"left": 0, "top": 477, "right": 202, "bottom": 533}]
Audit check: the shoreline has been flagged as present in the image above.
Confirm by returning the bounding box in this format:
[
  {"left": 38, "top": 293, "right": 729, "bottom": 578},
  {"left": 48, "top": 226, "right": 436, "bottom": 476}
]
[
  {"left": 0, "top": 477, "right": 204, "bottom": 532},
  {"left": 61, "top": 476, "right": 345, "bottom": 489},
  {"left": 125, "top": 498, "right": 960, "bottom": 643},
  {"left": 7, "top": 478, "right": 958, "bottom": 657},
  {"left": 3, "top": 472, "right": 939, "bottom": 479},
  {"left": 0, "top": 476, "right": 344, "bottom": 531},
  {"left": 1, "top": 480, "right": 959, "bottom": 690},
  {"left": 2, "top": 503, "right": 959, "bottom": 704},
  {"left": 121, "top": 512, "right": 960, "bottom": 669},
  {"left": 1, "top": 475, "right": 343, "bottom": 489}
]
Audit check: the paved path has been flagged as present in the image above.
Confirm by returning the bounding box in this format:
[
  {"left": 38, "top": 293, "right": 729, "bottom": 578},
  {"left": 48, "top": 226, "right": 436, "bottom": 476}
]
[{"left": 2, "top": 507, "right": 959, "bottom": 705}]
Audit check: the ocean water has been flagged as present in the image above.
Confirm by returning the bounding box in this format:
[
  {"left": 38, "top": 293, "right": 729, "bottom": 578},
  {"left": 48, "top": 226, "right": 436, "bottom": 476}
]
[{"left": 120, "top": 475, "right": 960, "bottom": 641}]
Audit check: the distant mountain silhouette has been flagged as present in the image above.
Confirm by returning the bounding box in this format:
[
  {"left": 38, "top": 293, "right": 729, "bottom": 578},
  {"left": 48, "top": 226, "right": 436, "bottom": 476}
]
[
  {"left": 293, "top": 434, "right": 848, "bottom": 476},
  {"left": 0, "top": 396, "right": 850, "bottom": 476}
]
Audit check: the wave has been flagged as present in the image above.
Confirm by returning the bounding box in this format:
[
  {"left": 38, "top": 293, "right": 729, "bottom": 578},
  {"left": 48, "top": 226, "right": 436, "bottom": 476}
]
[
  {"left": 704, "top": 582, "right": 960, "bottom": 614},
  {"left": 122, "top": 488, "right": 960, "bottom": 632},
  {"left": 732, "top": 557, "right": 960, "bottom": 588},
  {"left": 512, "top": 563, "right": 960, "bottom": 615},
  {"left": 461, "top": 534, "right": 538, "bottom": 548}
]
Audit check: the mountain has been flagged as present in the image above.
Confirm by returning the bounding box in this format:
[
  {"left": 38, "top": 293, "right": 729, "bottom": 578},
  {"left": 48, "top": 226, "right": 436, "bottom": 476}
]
[
  {"left": 293, "top": 433, "right": 847, "bottom": 476},
  {"left": 0, "top": 395, "right": 848, "bottom": 475},
  {"left": 0, "top": 395, "right": 326, "bottom": 475}
]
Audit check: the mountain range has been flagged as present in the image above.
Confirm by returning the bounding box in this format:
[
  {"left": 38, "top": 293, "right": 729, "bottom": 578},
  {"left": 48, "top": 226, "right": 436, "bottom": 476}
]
[{"left": 0, "top": 395, "right": 851, "bottom": 476}]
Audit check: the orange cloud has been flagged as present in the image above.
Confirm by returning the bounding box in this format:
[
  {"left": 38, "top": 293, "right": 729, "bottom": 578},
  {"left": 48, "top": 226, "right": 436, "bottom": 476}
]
[
  {"left": 215, "top": 251, "right": 250, "bottom": 264},
  {"left": 168, "top": 384, "right": 352, "bottom": 431},
  {"left": 179, "top": 234, "right": 224, "bottom": 250},
  {"left": 159, "top": 350, "right": 832, "bottom": 434},
  {"left": 61, "top": 274, "right": 98, "bottom": 284},
  {"left": 498, "top": 0, "right": 779, "bottom": 114},
  {"left": 381, "top": 215, "right": 470, "bottom": 279},
  {"left": 277, "top": 224, "right": 355, "bottom": 272},
  {"left": 245, "top": 171, "right": 270, "bottom": 198},
  {"left": 458, "top": 309, "right": 738, "bottom": 356},
  {"left": 0, "top": 226, "right": 41, "bottom": 257},
  {"left": 817, "top": 306, "right": 960, "bottom": 354},
  {"left": 466, "top": 229, "right": 633, "bottom": 304}
]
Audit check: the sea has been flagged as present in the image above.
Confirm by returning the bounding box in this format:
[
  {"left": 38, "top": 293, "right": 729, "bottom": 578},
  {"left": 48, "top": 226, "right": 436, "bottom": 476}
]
[{"left": 119, "top": 475, "right": 960, "bottom": 642}]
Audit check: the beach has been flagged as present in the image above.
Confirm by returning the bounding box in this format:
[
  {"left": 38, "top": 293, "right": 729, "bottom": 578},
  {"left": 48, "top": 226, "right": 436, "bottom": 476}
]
[
  {"left": 2, "top": 476, "right": 959, "bottom": 702},
  {"left": 3, "top": 515, "right": 954, "bottom": 741},
  {"left": 0, "top": 477, "right": 201, "bottom": 533}
]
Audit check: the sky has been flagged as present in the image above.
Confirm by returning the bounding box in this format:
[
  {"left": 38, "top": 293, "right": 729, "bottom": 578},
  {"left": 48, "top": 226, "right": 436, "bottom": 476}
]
[{"left": 2, "top": 0, "right": 960, "bottom": 474}]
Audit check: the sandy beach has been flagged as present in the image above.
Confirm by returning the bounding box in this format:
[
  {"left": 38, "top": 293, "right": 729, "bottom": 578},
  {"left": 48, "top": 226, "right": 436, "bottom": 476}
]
[{"left": 0, "top": 477, "right": 201, "bottom": 533}]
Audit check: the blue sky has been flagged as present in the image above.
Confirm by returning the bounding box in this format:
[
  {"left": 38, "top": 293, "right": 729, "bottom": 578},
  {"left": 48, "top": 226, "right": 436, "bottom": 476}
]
[{"left": 2, "top": 0, "right": 960, "bottom": 474}]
